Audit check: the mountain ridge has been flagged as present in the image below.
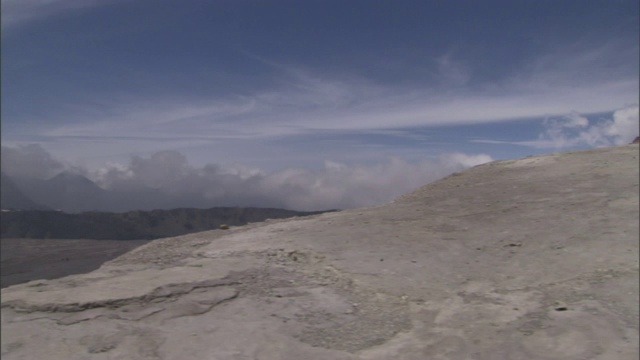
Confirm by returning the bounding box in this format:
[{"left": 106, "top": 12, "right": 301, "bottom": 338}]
[
  {"left": 0, "top": 172, "right": 50, "bottom": 211},
  {"left": 0, "top": 206, "right": 333, "bottom": 240}
]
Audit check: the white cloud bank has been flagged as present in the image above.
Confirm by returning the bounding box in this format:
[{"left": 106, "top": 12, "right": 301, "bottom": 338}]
[
  {"left": 472, "top": 105, "right": 639, "bottom": 149},
  {"left": 521, "top": 105, "right": 638, "bottom": 149},
  {"left": 1, "top": 144, "right": 492, "bottom": 211},
  {"left": 91, "top": 151, "right": 493, "bottom": 210}
]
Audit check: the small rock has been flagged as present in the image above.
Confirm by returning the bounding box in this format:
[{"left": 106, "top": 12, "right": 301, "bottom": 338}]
[{"left": 553, "top": 301, "right": 568, "bottom": 311}]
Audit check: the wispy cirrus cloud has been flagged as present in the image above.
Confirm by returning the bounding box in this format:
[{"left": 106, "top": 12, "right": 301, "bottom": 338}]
[
  {"left": 1, "top": 0, "right": 117, "bottom": 31},
  {"left": 14, "top": 45, "right": 638, "bottom": 142},
  {"left": 2, "top": 38, "right": 636, "bottom": 169},
  {"left": 434, "top": 52, "right": 471, "bottom": 88}
]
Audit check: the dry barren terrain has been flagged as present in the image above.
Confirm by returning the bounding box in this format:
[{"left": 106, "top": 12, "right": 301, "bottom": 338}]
[{"left": 1, "top": 144, "right": 638, "bottom": 359}]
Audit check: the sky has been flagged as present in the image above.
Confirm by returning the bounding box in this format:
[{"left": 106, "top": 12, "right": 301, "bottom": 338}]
[{"left": 1, "top": 0, "right": 639, "bottom": 210}]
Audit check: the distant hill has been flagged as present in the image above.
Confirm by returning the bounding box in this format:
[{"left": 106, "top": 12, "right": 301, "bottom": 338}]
[
  {"left": 0, "top": 207, "right": 332, "bottom": 240},
  {"left": 0, "top": 173, "right": 50, "bottom": 211}
]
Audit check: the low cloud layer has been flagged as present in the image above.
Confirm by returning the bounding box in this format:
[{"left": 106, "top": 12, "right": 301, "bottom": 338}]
[
  {"left": 90, "top": 150, "right": 494, "bottom": 210},
  {"left": 1, "top": 145, "right": 492, "bottom": 211},
  {"left": 0, "top": 144, "right": 65, "bottom": 179}
]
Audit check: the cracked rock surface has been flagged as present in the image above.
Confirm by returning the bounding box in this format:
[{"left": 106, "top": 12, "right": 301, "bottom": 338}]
[{"left": 2, "top": 145, "right": 639, "bottom": 359}]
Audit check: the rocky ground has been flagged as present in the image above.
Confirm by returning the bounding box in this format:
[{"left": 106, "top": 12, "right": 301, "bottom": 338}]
[{"left": 1, "top": 144, "right": 638, "bottom": 360}]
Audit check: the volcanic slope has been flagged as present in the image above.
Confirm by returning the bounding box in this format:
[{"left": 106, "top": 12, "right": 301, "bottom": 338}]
[{"left": 1, "top": 144, "right": 638, "bottom": 360}]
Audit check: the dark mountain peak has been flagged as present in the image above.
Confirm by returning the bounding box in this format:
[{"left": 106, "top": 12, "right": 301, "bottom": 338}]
[
  {"left": 49, "top": 171, "right": 91, "bottom": 182},
  {"left": 48, "top": 171, "right": 104, "bottom": 190}
]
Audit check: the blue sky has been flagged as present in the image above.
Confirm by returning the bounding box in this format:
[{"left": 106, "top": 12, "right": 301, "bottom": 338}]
[{"left": 1, "top": 0, "right": 639, "bottom": 209}]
